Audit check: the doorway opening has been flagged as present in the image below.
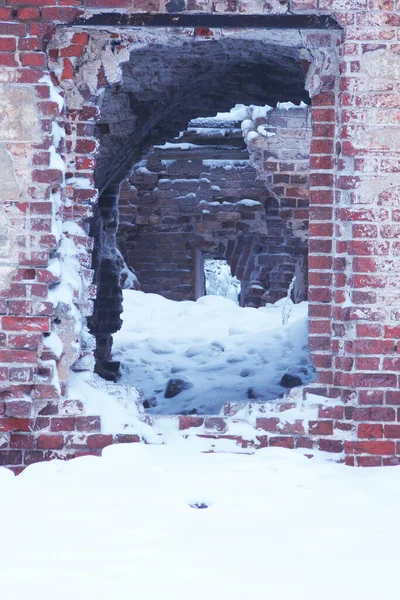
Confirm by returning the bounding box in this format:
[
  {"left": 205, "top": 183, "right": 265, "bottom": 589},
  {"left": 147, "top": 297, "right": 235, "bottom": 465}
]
[
  {"left": 63, "top": 28, "right": 325, "bottom": 413},
  {"left": 111, "top": 97, "right": 315, "bottom": 414},
  {"left": 204, "top": 259, "right": 241, "bottom": 305}
]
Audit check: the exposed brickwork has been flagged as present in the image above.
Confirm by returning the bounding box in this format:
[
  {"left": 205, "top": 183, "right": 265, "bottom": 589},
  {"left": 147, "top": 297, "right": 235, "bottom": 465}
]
[
  {"left": 0, "top": 396, "right": 142, "bottom": 474},
  {"left": 1, "top": 1, "right": 400, "bottom": 469},
  {"left": 173, "top": 394, "right": 350, "bottom": 458},
  {"left": 117, "top": 108, "right": 310, "bottom": 306}
]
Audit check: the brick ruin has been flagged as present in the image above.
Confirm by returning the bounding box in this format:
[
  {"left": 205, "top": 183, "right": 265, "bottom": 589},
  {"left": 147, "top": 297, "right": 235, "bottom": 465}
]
[{"left": 2, "top": 2, "right": 400, "bottom": 470}]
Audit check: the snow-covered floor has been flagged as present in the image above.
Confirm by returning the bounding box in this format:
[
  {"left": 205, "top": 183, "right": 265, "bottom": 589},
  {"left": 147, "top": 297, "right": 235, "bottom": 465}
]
[
  {"left": 1, "top": 443, "right": 400, "bottom": 599},
  {"left": 113, "top": 291, "right": 315, "bottom": 414}
]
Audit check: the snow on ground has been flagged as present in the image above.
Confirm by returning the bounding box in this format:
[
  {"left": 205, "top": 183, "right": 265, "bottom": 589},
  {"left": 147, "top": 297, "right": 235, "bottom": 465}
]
[
  {"left": 1, "top": 442, "right": 400, "bottom": 600},
  {"left": 113, "top": 291, "right": 315, "bottom": 415}
]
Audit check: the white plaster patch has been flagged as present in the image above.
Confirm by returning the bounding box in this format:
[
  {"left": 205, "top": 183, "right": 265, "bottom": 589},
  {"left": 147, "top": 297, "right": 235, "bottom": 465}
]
[
  {"left": 361, "top": 48, "right": 400, "bottom": 80},
  {"left": 358, "top": 175, "right": 400, "bottom": 204},
  {"left": 0, "top": 146, "right": 21, "bottom": 201},
  {"left": 0, "top": 147, "right": 22, "bottom": 292},
  {"left": 0, "top": 85, "right": 41, "bottom": 142}
]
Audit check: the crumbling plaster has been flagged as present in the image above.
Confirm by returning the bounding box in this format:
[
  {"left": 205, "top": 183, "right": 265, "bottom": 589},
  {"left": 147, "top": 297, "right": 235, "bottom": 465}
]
[{"left": 0, "top": 87, "right": 42, "bottom": 295}]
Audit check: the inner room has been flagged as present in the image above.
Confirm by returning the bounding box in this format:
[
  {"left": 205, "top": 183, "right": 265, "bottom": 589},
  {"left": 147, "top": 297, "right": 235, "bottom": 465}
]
[{"left": 87, "top": 30, "right": 317, "bottom": 415}]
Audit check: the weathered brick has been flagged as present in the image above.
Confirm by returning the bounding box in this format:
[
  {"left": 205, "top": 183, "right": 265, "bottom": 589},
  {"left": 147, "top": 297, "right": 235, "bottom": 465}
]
[
  {"left": 2, "top": 317, "right": 50, "bottom": 332},
  {"left": 269, "top": 436, "right": 295, "bottom": 449},
  {"left": 358, "top": 424, "right": 384, "bottom": 439},
  {"left": 384, "top": 425, "right": 400, "bottom": 438},
  {"left": 346, "top": 441, "right": 396, "bottom": 456},
  {"left": 51, "top": 418, "right": 75, "bottom": 432},
  {"left": 37, "top": 435, "right": 64, "bottom": 450},
  {"left": 75, "top": 416, "right": 101, "bottom": 432},
  {"left": 353, "top": 407, "right": 396, "bottom": 422},
  {"left": 308, "top": 420, "right": 333, "bottom": 435},
  {"left": 114, "top": 434, "right": 141, "bottom": 444},
  {"left": 0, "top": 418, "right": 31, "bottom": 433},
  {"left": 318, "top": 439, "right": 344, "bottom": 453},
  {"left": 255, "top": 417, "right": 280, "bottom": 432},
  {"left": 0, "top": 451, "right": 23, "bottom": 466},
  {"left": 86, "top": 434, "right": 113, "bottom": 449},
  {"left": 5, "top": 401, "right": 32, "bottom": 418},
  {"left": 10, "top": 434, "right": 35, "bottom": 449}
]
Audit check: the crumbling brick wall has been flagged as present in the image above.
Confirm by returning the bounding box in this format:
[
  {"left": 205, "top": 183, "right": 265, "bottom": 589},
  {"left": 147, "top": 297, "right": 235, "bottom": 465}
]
[
  {"left": 118, "top": 140, "right": 272, "bottom": 305},
  {"left": 1, "top": 1, "right": 400, "bottom": 469},
  {"left": 118, "top": 105, "right": 311, "bottom": 306}
]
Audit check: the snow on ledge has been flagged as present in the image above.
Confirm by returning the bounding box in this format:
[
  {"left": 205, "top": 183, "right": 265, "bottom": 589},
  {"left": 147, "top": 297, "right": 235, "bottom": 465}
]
[
  {"left": 67, "top": 370, "right": 347, "bottom": 455},
  {"left": 222, "top": 386, "right": 344, "bottom": 427}
]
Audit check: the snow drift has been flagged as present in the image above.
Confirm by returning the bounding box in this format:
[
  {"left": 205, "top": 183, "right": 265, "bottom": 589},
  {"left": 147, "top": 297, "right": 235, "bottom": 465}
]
[{"left": 113, "top": 291, "right": 315, "bottom": 415}]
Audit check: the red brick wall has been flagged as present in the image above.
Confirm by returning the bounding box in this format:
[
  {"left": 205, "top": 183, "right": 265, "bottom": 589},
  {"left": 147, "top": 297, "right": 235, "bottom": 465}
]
[{"left": 0, "top": 0, "right": 400, "bottom": 468}]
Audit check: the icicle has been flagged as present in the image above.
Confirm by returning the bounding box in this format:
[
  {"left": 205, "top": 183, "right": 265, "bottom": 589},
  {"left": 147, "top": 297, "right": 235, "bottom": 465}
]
[{"left": 281, "top": 276, "right": 296, "bottom": 326}]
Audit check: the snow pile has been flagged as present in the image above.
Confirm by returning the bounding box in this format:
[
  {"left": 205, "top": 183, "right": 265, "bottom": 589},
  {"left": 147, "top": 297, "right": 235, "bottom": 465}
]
[
  {"left": 155, "top": 141, "right": 201, "bottom": 150},
  {"left": 241, "top": 101, "right": 308, "bottom": 145},
  {"left": 204, "top": 259, "right": 241, "bottom": 304},
  {"left": 190, "top": 104, "right": 250, "bottom": 128},
  {"left": 187, "top": 102, "right": 309, "bottom": 146},
  {"left": 215, "top": 104, "right": 250, "bottom": 121},
  {"left": 277, "top": 100, "right": 309, "bottom": 110},
  {"left": 47, "top": 221, "right": 90, "bottom": 345},
  {"left": 43, "top": 332, "right": 63, "bottom": 359},
  {"left": 65, "top": 176, "right": 93, "bottom": 190},
  {"left": 113, "top": 291, "right": 315, "bottom": 415},
  {"left": 68, "top": 371, "right": 142, "bottom": 432},
  {"left": 1, "top": 443, "right": 400, "bottom": 600},
  {"left": 235, "top": 198, "right": 262, "bottom": 207},
  {"left": 116, "top": 248, "right": 140, "bottom": 290}
]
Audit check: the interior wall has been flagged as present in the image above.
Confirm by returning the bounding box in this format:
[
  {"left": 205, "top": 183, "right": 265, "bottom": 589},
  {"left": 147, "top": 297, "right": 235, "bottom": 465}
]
[
  {"left": 117, "top": 105, "right": 311, "bottom": 310},
  {"left": 118, "top": 147, "right": 269, "bottom": 304}
]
